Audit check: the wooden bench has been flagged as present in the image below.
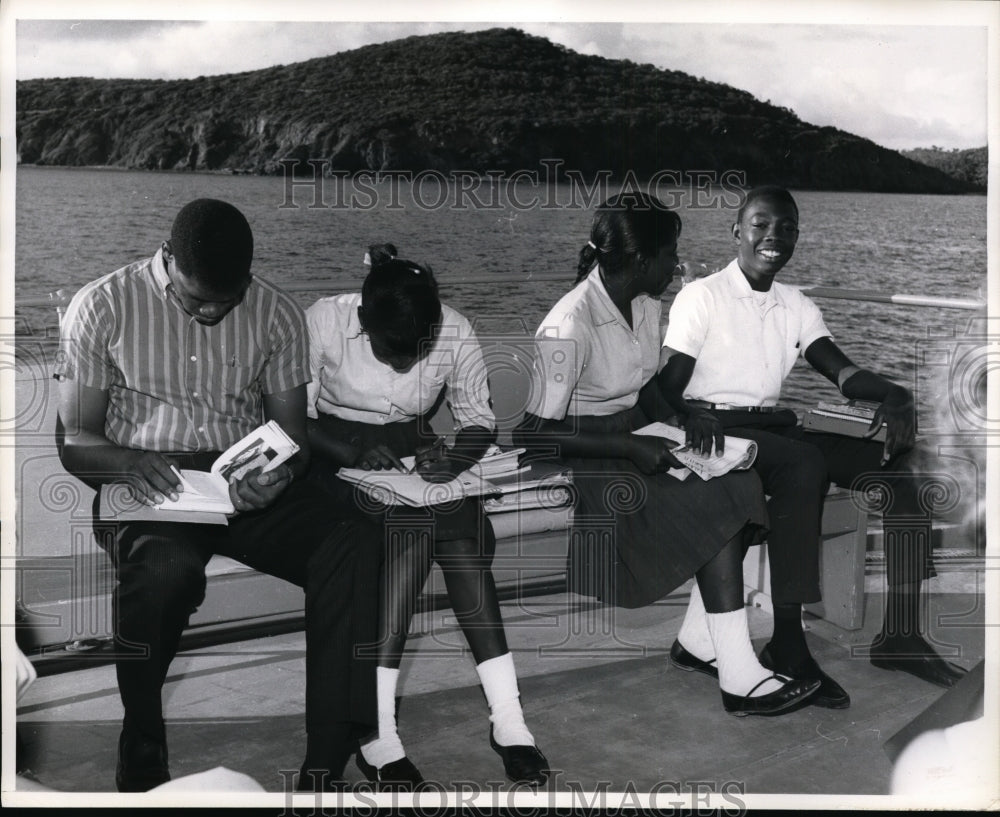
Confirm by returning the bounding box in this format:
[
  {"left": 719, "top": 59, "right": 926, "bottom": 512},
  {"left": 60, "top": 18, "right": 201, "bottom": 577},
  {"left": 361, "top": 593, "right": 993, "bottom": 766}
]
[{"left": 17, "top": 327, "right": 868, "bottom": 659}]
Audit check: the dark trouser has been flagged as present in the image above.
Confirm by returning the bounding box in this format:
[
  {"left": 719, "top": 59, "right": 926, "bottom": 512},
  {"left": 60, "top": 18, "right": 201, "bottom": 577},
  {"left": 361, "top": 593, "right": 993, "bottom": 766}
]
[
  {"left": 726, "top": 425, "right": 935, "bottom": 605},
  {"left": 94, "top": 459, "right": 381, "bottom": 776}
]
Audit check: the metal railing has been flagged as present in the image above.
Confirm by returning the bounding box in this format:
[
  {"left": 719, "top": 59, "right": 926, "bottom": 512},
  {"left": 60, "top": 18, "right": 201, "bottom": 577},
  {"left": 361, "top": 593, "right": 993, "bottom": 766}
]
[{"left": 13, "top": 279, "right": 992, "bottom": 312}]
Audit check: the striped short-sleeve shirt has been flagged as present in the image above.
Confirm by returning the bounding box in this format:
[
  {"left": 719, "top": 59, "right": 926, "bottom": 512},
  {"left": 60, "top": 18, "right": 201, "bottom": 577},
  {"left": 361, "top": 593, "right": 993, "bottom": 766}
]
[{"left": 55, "top": 248, "right": 309, "bottom": 452}]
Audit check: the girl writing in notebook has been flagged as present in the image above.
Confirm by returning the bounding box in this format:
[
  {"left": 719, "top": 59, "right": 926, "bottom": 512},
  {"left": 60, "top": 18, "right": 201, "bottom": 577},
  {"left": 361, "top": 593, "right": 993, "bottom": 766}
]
[
  {"left": 305, "top": 244, "right": 547, "bottom": 788},
  {"left": 514, "top": 192, "right": 820, "bottom": 717}
]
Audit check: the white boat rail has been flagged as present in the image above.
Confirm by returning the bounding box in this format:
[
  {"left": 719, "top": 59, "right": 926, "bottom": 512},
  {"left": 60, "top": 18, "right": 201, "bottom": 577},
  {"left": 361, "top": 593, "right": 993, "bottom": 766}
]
[{"left": 13, "top": 280, "right": 991, "bottom": 312}]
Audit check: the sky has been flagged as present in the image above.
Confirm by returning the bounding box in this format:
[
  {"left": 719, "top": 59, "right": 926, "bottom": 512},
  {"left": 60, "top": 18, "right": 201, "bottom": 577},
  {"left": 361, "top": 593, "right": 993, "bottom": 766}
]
[{"left": 6, "top": 1, "right": 995, "bottom": 153}]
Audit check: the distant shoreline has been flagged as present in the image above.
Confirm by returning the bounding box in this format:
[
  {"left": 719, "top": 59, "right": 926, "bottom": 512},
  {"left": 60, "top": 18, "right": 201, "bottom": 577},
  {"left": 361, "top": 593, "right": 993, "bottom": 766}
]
[{"left": 13, "top": 163, "right": 988, "bottom": 196}]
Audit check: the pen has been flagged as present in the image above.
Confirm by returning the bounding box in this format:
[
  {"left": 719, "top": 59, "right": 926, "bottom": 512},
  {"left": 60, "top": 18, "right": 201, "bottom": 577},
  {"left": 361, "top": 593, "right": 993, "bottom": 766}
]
[{"left": 409, "top": 436, "right": 448, "bottom": 474}]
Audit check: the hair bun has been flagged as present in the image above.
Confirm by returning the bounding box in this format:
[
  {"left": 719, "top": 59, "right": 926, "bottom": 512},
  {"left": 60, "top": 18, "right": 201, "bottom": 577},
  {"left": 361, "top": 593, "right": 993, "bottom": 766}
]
[{"left": 367, "top": 242, "right": 399, "bottom": 267}]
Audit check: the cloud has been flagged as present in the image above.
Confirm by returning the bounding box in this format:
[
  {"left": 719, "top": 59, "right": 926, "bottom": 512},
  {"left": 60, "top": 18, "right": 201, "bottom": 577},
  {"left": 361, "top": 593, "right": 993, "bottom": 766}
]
[
  {"left": 16, "top": 19, "right": 194, "bottom": 41},
  {"left": 608, "top": 23, "right": 989, "bottom": 150},
  {"left": 15, "top": 20, "right": 484, "bottom": 79}
]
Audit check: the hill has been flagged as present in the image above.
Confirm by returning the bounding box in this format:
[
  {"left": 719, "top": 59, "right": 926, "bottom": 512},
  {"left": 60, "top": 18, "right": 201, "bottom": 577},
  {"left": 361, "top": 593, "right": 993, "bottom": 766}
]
[
  {"left": 900, "top": 147, "right": 987, "bottom": 191},
  {"left": 16, "top": 27, "right": 974, "bottom": 193}
]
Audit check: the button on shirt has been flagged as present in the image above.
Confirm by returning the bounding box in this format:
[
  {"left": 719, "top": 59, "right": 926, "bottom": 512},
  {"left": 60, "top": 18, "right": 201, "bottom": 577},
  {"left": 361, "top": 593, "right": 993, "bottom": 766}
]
[
  {"left": 527, "top": 267, "right": 663, "bottom": 420},
  {"left": 663, "top": 258, "right": 831, "bottom": 406},
  {"left": 55, "top": 248, "right": 309, "bottom": 451},
  {"left": 305, "top": 292, "right": 494, "bottom": 430}
]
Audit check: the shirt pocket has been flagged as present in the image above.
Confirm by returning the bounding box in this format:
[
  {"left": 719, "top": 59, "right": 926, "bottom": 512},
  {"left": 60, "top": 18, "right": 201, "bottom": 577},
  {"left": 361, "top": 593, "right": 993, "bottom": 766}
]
[{"left": 220, "top": 363, "right": 261, "bottom": 400}]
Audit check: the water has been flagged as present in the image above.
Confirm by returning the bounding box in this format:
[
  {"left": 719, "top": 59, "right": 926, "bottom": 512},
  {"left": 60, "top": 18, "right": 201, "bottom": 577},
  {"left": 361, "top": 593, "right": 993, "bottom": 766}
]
[{"left": 13, "top": 167, "right": 988, "bottom": 416}]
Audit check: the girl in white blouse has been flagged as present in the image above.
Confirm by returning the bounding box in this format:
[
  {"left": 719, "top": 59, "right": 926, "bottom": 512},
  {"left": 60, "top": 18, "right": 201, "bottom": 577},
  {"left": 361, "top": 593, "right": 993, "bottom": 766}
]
[
  {"left": 306, "top": 245, "right": 547, "bottom": 788},
  {"left": 516, "top": 193, "right": 820, "bottom": 717}
]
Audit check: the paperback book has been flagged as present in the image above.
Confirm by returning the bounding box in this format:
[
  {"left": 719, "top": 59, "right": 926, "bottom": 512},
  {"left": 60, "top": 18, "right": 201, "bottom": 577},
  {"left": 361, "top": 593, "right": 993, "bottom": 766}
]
[
  {"left": 632, "top": 422, "right": 758, "bottom": 481},
  {"left": 99, "top": 420, "right": 299, "bottom": 520}
]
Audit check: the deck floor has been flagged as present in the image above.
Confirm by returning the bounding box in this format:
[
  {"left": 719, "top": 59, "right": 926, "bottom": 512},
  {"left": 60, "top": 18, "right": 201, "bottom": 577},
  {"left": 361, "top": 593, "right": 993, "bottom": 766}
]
[{"left": 12, "top": 568, "right": 994, "bottom": 808}]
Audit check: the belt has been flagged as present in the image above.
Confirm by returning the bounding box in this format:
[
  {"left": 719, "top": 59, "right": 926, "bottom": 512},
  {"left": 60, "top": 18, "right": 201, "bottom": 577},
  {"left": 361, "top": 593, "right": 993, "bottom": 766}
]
[{"left": 687, "top": 400, "right": 782, "bottom": 413}]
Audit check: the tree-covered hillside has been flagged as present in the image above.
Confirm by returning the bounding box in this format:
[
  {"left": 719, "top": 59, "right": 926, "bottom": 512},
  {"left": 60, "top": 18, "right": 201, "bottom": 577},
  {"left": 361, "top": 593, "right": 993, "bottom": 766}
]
[
  {"left": 900, "top": 147, "right": 987, "bottom": 191},
  {"left": 16, "top": 27, "right": 974, "bottom": 193}
]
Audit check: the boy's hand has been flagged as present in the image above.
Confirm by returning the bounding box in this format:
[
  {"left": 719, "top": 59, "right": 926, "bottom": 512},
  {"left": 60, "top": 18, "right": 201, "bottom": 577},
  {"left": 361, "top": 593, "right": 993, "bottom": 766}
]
[
  {"left": 123, "top": 450, "right": 182, "bottom": 505},
  {"left": 868, "top": 386, "right": 916, "bottom": 466},
  {"left": 229, "top": 464, "right": 292, "bottom": 512},
  {"left": 683, "top": 409, "right": 725, "bottom": 456}
]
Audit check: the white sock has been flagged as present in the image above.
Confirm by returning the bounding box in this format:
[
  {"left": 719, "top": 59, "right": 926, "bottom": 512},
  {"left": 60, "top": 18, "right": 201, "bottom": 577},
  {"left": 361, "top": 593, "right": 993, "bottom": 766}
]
[
  {"left": 476, "top": 652, "right": 535, "bottom": 747},
  {"left": 706, "top": 609, "right": 783, "bottom": 697},
  {"left": 359, "top": 666, "right": 406, "bottom": 768},
  {"left": 677, "top": 582, "right": 715, "bottom": 662}
]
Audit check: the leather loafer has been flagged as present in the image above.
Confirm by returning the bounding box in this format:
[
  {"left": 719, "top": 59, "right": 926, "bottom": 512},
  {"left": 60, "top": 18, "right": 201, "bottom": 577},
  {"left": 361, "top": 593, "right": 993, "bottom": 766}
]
[
  {"left": 669, "top": 639, "right": 719, "bottom": 679},
  {"left": 869, "top": 633, "right": 968, "bottom": 689},
  {"left": 489, "top": 729, "right": 549, "bottom": 786},
  {"left": 355, "top": 753, "right": 424, "bottom": 790},
  {"left": 720, "top": 675, "right": 820, "bottom": 717},
  {"left": 759, "top": 643, "right": 850, "bottom": 710},
  {"left": 115, "top": 729, "right": 170, "bottom": 793},
  {"left": 670, "top": 639, "right": 719, "bottom": 680}
]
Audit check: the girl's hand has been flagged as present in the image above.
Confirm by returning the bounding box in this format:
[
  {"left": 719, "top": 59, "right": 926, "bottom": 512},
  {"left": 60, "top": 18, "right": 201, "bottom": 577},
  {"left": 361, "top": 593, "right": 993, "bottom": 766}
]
[
  {"left": 683, "top": 409, "right": 724, "bottom": 456},
  {"left": 627, "top": 436, "right": 684, "bottom": 475},
  {"left": 354, "top": 444, "right": 407, "bottom": 472},
  {"left": 414, "top": 440, "right": 460, "bottom": 483},
  {"left": 868, "top": 386, "right": 916, "bottom": 466}
]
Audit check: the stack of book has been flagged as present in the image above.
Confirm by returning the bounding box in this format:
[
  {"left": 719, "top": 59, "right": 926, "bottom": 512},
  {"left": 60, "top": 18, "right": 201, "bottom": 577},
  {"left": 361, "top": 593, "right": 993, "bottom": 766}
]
[
  {"left": 482, "top": 465, "right": 573, "bottom": 513},
  {"left": 482, "top": 461, "right": 574, "bottom": 539},
  {"left": 803, "top": 400, "right": 887, "bottom": 442},
  {"left": 470, "top": 446, "right": 529, "bottom": 479}
]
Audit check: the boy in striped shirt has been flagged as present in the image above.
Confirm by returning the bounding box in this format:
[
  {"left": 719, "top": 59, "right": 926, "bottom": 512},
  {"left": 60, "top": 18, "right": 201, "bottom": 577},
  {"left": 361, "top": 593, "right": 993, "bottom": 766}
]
[{"left": 56, "top": 198, "right": 379, "bottom": 792}]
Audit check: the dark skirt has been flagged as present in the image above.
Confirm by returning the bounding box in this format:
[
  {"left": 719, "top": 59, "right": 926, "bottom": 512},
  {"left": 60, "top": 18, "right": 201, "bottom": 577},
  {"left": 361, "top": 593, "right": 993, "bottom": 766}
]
[
  {"left": 563, "top": 406, "right": 769, "bottom": 608},
  {"left": 307, "top": 413, "right": 487, "bottom": 546}
]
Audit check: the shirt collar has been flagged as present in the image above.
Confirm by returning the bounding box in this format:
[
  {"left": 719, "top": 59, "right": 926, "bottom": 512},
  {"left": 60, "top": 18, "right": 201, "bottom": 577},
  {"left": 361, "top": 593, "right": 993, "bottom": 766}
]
[
  {"left": 345, "top": 293, "right": 365, "bottom": 340},
  {"left": 150, "top": 246, "right": 171, "bottom": 298},
  {"left": 585, "top": 266, "right": 649, "bottom": 330},
  {"left": 724, "top": 258, "right": 779, "bottom": 306}
]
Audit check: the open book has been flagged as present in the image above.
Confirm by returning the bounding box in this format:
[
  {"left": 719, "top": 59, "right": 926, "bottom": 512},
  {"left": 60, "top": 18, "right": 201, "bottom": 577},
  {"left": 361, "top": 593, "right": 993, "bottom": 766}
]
[
  {"left": 155, "top": 420, "right": 299, "bottom": 513},
  {"left": 337, "top": 456, "right": 499, "bottom": 508},
  {"left": 98, "top": 420, "right": 298, "bottom": 522},
  {"left": 632, "top": 422, "right": 757, "bottom": 481}
]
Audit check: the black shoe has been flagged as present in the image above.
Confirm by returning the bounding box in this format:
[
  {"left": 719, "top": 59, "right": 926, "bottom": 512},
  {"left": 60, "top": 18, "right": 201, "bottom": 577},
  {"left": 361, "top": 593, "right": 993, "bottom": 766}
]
[
  {"left": 759, "top": 643, "right": 851, "bottom": 710},
  {"left": 115, "top": 729, "right": 170, "bottom": 792},
  {"left": 720, "top": 675, "right": 820, "bottom": 717},
  {"left": 355, "top": 752, "right": 424, "bottom": 791},
  {"left": 489, "top": 729, "right": 549, "bottom": 786},
  {"left": 869, "top": 633, "right": 969, "bottom": 688},
  {"left": 669, "top": 639, "right": 719, "bottom": 679}
]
